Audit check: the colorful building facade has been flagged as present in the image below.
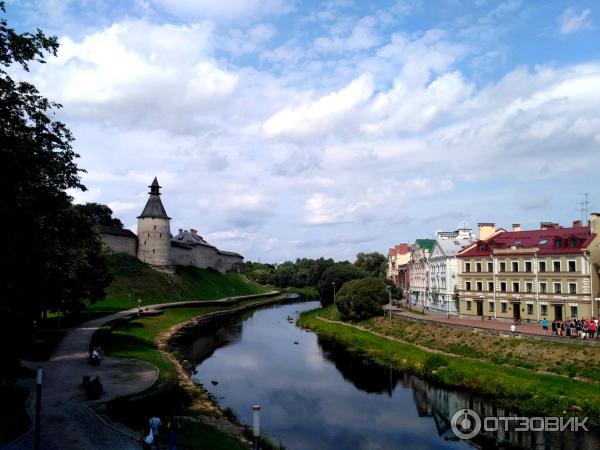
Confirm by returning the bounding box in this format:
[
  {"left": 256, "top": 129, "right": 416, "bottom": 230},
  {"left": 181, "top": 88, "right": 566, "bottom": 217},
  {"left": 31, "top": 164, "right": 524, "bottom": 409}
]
[{"left": 457, "top": 217, "right": 600, "bottom": 321}]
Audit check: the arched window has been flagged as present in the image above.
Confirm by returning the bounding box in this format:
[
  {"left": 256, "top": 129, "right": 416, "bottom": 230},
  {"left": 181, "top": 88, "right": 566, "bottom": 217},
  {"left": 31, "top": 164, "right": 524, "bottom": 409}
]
[
  {"left": 570, "top": 238, "right": 577, "bottom": 247},
  {"left": 554, "top": 239, "right": 562, "bottom": 248},
  {"left": 154, "top": 225, "right": 156, "bottom": 230}
]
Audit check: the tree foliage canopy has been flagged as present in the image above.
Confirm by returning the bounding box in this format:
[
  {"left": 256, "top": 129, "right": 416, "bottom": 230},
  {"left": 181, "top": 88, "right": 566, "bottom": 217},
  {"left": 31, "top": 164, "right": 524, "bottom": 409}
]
[
  {"left": 75, "top": 202, "right": 124, "bottom": 228},
  {"left": 336, "top": 277, "right": 388, "bottom": 321},
  {"left": 354, "top": 251, "right": 387, "bottom": 278},
  {"left": 0, "top": 1, "right": 110, "bottom": 374}
]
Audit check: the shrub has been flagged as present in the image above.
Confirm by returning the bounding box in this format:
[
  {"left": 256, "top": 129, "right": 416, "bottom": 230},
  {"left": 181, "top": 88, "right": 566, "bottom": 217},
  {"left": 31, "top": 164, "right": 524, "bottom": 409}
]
[{"left": 336, "top": 277, "right": 388, "bottom": 321}]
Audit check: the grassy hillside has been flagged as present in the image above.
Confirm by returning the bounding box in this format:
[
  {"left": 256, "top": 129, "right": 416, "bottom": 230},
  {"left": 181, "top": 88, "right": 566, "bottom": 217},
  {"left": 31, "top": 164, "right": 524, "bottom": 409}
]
[{"left": 88, "top": 253, "right": 269, "bottom": 313}]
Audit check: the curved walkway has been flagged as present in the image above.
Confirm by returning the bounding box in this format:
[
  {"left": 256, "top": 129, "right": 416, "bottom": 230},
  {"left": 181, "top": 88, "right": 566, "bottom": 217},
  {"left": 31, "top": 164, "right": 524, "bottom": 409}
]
[{"left": 2, "top": 292, "right": 279, "bottom": 450}]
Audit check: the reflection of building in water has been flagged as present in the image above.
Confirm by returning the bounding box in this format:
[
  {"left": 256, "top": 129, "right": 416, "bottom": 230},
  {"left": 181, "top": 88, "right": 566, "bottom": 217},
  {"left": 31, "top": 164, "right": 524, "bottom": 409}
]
[{"left": 411, "top": 376, "right": 599, "bottom": 450}]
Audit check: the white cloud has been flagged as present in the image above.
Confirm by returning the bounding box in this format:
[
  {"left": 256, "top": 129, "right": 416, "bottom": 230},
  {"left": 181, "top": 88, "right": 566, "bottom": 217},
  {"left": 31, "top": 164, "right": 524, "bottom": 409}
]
[
  {"left": 559, "top": 8, "right": 592, "bottom": 35},
  {"left": 262, "top": 74, "right": 374, "bottom": 139},
  {"left": 313, "top": 16, "right": 381, "bottom": 53}
]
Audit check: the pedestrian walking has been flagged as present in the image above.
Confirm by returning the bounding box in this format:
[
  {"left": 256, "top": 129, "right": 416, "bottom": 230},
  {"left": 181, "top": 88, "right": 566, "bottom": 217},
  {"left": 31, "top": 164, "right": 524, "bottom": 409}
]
[
  {"left": 149, "top": 416, "right": 162, "bottom": 450},
  {"left": 541, "top": 318, "right": 548, "bottom": 335}
]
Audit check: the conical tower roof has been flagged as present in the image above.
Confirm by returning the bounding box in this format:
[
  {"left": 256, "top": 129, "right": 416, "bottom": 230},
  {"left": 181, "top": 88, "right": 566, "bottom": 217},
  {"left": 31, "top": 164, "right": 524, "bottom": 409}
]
[{"left": 137, "top": 177, "right": 171, "bottom": 219}]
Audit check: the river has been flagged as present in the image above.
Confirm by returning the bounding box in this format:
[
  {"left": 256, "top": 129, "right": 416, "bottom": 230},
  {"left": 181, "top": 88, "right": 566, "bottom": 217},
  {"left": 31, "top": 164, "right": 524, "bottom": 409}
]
[{"left": 181, "top": 301, "right": 599, "bottom": 450}]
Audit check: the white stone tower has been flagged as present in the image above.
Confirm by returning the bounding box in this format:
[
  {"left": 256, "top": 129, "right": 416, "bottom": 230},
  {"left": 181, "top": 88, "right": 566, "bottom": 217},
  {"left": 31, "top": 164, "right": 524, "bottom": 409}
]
[{"left": 137, "top": 177, "right": 172, "bottom": 269}]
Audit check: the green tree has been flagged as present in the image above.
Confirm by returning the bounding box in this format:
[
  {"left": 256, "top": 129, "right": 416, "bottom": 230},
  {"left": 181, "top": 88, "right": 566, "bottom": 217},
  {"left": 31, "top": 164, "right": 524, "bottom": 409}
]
[
  {"left": 354, "top": 252, "right": 387, "bottom": 278},
  {"left": 317, "top": 263, "right": 367, "bottom": 307},
  {"left": 336, "top": 277, "right": 388, "bottom": 321},
  {"left": 75, "top": 202, "right": 124, "bottom": 228},
  {"left": 0, "top": 1, "right": 110, "bottom": 377}
]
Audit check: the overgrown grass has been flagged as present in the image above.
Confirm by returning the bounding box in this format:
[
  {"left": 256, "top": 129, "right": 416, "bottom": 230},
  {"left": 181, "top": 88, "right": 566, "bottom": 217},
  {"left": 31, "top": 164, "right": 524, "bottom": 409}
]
[
  {"left": 298, "top": 306, "right": 600, "bottom": 427},
  {"left": 88, "top": 253, "right": 269, "bottom": 314}
]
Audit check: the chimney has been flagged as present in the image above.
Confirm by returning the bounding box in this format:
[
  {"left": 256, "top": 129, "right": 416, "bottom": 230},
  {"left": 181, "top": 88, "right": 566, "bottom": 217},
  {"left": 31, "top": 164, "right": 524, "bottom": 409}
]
[
  {"left": 590, "top": 213, "right": 600, "bottom": 234},
  {"left": 477, "top": 223, "right": 496, "bottom": 241},
  {"left": 512, "top": 224, "right": 521, "bottom": 232},
  {"left": 540, "top": 222, "right": 560, "bottom": 230},
  {"left": 190, "top": 229, "right": 197, "bottom": 236},
  {"left": 572, "top": 220, "right": 582, "bottom": 228}
]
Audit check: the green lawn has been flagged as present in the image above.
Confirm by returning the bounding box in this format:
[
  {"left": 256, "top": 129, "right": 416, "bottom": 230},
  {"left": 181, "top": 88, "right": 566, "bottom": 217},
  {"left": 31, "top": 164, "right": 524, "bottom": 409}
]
[
  {"left": 102, "top": 295, "right": 286, "bottom": 449},
  {"left": 299, "top": 306, "right": 600, "bottom": 428},
  {"left": 88, "top": 253, "right": 269, "bottom": 314}
]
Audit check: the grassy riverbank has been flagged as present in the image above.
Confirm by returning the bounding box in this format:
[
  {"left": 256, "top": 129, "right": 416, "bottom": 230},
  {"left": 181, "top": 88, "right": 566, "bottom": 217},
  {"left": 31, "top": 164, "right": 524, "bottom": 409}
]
[
  {"left": 100, "top": 295, "right": 287, "bottom": 450},
  {"left": 298, "top": 305, "right": 600, "bottom": 427},
  {"left": 89, "top": 253, "right": 269, "bottom": 314}
]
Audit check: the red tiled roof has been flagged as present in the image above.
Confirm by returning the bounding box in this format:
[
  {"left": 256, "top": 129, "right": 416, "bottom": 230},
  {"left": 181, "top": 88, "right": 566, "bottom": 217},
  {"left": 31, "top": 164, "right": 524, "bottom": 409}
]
[
  {"left": 388, "top": 243, "right": 410, "bottom": 257},
  {"left": 458, "top": 226, "right": 595, "bottom": 257}
]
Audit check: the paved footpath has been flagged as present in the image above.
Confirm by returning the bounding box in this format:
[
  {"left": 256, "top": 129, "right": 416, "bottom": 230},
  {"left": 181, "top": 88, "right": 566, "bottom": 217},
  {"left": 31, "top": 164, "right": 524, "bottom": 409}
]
[
  {"left": 2, "top": 292, "right": 279, "bottom": 450},
  {"left": 2, "top": 307, "right": 158, "bottom": 450}
]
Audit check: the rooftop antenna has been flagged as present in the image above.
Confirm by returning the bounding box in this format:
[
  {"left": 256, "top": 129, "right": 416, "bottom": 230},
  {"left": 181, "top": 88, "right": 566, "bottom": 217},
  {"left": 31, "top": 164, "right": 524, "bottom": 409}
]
[
  {"left": 582, "top": 193, "right": 590, "bottom": 221},
  {"left": 579, "top": 201, "right": 586, "bottom": 223}
]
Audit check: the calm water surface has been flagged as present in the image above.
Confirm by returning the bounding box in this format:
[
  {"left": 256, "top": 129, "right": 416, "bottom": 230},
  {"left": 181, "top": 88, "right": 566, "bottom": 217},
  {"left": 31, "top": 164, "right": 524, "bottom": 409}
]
[{"left": 184, "top": 301, "right": 599, "bottom": 450}]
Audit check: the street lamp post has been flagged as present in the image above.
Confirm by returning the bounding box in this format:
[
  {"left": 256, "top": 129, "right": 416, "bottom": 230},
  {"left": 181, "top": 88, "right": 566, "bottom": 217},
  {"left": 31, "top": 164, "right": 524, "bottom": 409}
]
[{"left": 332, "top": 282, "right": 336, "bottom": 307}]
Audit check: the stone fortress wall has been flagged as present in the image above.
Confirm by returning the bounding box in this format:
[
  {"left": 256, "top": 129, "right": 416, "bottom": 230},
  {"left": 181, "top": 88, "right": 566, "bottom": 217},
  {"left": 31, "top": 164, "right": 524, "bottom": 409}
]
[{"left": 98, "top": 178, "right": 244, "bottom": 274}]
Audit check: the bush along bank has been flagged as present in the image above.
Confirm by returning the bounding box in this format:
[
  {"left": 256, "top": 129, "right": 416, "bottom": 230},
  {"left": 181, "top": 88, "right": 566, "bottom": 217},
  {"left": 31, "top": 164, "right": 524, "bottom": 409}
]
[{"left": 297, "top": 306, "right": 600, "bottom": 428}]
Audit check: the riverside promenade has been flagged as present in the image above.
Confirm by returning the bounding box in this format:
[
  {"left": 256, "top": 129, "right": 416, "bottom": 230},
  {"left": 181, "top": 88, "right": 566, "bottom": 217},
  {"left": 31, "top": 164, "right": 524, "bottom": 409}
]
[{"left": 2, "top": 292, "right": 280, "bottom": 450}]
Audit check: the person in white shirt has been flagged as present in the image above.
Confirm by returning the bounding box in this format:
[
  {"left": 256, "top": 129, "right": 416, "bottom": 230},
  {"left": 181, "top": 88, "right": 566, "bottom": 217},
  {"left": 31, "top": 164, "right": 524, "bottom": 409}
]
[{"left": 510, "top": 324, "right": 517, "bottom": 332}]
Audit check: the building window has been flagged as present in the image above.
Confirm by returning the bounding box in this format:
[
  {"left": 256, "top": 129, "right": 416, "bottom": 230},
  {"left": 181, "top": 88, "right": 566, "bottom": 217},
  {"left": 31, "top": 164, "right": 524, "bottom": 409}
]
[
  {"left": 466, "top": 301, "right": 472, "bottom": 311},
  {"left": 148, "top": 232, "right": 150, "bottom": 237},
  {"left": 513, "top": 282, "right": 520, "bottom": 293},
  {"left": 159, "top": 233, "right": 162, "bottom": 238},
  {"left": 527, "top": 304, "right": 533, "bottom": 315},
  {"left": 488, "top": 262, "right": 493, "bottom": 272},
  {"left": 501, "top": 303, "right": 508, "bottom": 313},
  {"left": 476, "top": 262, "right": 482, "bottom": 272},
  {"left": 539, "top": 282, "right": 547, "bottom": 293},
  {"left": 154, "top": 225, "right": 156, "bottom": 230},
  {"left": 144, "top": 240, "right": 146, "bottom": 245},
  {"left": 570, "top": 306, "right": 578, "bottom": 318},
  {"left": 499, "top": 262, "right": 506, "bottom": 272},
  {"left": 465, "top": 262, "right": 471, "bottom": 273},
  {"left": 569, "top": 283, "right": 577, "bottom": 294},
  {"left": 488, "top": 282, "right": 494, "bottom": 292},
  {"left": 526, "top": 282, "right": 533, "bottom": 293},
  {"left": 553, "top": 261, "right": 561, "bottom": 272},
  {"left": 555, "top": 239, "right": 563, "bottom": 248},
  {"left": 152, "top": 249, "right": 155, "bottom": 253},
  {"left": 525, "top": 261, "right": 532, "bottom": 272},
  {"left": 466, "top": 281, "right": 472, "bottom": 291},
  {"left": 477, "top": 282, "right": 483, "bottom": 291},
  {"left": 554, "top": 283, "right": 562, "bottom": 294},
  {"left": 539, "top": 261, "right": 546, "bottom": 272},
  {"left": 500, "top": 282, "right": 507, "bottom": 292},
  {"left": 512, "top": 261, "right": 519, "bottom": 272},
  {"left": 489, "top": 302, "right": 495, "bottom": 312},
  {"left": 570, "top": 238, "right": 578, "bottom": 247},
  {"left": 541, "top": 304, "right": 548, "bottom": 316},
  {"left": 568, "top": 261, "right": 576, "bottom": 272}
]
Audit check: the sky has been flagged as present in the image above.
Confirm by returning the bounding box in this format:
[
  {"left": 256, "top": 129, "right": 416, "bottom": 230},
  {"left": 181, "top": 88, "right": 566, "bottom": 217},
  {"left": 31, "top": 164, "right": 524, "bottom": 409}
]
[{"left": 5, "top": 0, "right": 600, "bottom": 263}]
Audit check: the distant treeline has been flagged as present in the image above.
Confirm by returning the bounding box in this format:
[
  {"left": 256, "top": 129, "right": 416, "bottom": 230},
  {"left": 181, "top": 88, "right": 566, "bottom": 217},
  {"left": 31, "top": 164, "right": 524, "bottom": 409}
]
[{"left": 244, "top": 252, "right": 400, "bottom": 306}]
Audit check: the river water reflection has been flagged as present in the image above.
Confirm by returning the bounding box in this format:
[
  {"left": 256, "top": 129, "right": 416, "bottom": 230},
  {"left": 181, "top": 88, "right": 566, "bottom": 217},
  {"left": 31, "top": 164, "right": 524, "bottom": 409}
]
[{"left": 184, "top": 301, "right": 599, "bottom": 450}]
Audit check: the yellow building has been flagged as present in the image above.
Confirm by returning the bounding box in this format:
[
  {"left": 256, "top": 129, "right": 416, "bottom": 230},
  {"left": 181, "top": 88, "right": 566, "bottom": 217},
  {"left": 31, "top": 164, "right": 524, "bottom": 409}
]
[{"left": 456, "top": 216, "right": 600, "bottom": 321}]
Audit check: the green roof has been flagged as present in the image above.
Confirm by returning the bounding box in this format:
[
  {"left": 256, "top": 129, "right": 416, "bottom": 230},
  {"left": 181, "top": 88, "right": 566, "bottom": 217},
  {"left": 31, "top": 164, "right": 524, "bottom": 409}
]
[{"left": 416, "top": 239, "right": 435, "bottom": 252}]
